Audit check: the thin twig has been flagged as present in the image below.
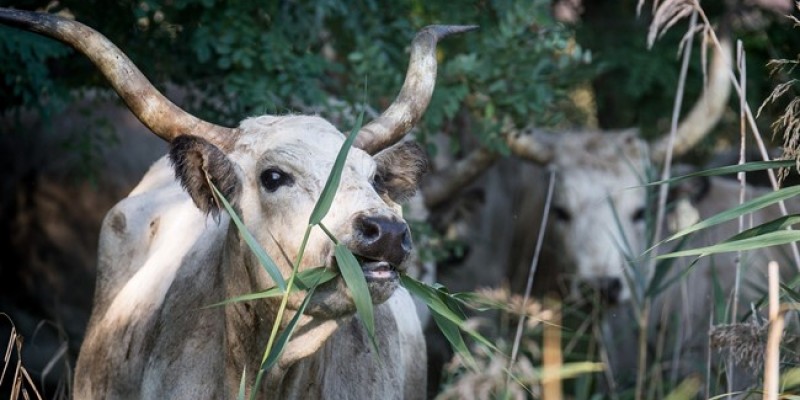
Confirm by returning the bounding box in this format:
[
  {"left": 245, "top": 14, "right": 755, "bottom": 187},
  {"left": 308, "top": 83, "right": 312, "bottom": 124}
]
[
  {"left": 642, "top": 9, "right": 698, "bottom": 400},
  {"left": 507, "top": 169, "right": 556, "bottom": 385}
]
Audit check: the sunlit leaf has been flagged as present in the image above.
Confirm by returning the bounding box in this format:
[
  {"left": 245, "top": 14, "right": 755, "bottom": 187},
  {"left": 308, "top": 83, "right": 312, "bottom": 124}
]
[
  {"left": 211, "top": 183, "right": 286, "bottom": 292},
  {"left": 334, "top": 244, "right": 378, "bottom": 352},
  {"left": 308, "top": 111, "right": 363, "bottom": 225}
]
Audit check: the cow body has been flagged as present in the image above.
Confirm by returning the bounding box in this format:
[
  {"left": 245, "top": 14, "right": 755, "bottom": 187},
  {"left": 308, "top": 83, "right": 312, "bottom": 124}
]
[
  {"left": 499, "top": 130, "right": 798, "bottom": 387},
  {"left": 0, "top": 10, "right": 471, "bottom": 397},
  {"left": 74, "top": 116, "right": 427, "bottom": 398}
]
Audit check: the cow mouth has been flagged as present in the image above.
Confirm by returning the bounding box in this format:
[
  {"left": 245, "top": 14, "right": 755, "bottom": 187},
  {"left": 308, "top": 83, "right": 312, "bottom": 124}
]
[{"left": 355, "top": 256, "right": 398, "bottom": 282}]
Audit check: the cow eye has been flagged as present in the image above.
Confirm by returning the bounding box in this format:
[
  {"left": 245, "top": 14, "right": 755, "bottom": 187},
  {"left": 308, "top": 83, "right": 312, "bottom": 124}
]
[
  {"left": 552, "top": 206, "right": 571, "bottom": 223},
  {"left": 372, "top": 173, "right": 387, "bottom": 195},
  {"left": 631, "top": 206, "right": 646, "bottom": 223},
  {"left": 260, "top": 168, "right": 293, "bottom": 192}
]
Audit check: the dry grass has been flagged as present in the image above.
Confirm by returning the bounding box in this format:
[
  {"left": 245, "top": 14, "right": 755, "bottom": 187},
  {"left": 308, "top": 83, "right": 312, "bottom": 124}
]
[{"left": 1, "top": 314, "right": 43, "bottom": 400}]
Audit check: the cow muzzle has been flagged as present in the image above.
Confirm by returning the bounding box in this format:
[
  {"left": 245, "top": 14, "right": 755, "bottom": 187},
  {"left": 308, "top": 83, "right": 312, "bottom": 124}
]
[
  {"left": 351, "top": 214, "right": 412, "bottom": 282},
  {"left": 573, "top": 277, "right": 624, "bottom": 305}
]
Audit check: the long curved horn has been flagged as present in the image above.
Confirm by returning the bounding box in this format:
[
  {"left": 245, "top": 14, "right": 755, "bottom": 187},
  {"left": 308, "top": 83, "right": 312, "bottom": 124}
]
[
  {"left": 355, "top": 25, "right": 478, "bottom": 155},
  {"left": 651, "top": 32, "right": 733, "bottom": 163},
  {"left": 420, "top": 126, "right": 557, "bottom": 208},
  {"left": 421, "top": 148, "right": 497, "bottom": 209},
  {"left": 0, "top": 8, "right": 236, "bottom": 150},
  {"left": 505, "top": 128, "right": 557, "bottom": 164}
]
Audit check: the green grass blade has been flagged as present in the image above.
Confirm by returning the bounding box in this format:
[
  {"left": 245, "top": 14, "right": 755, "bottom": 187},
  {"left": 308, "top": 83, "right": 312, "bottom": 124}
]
[
  {"left": 237, "top": 367, "right": 247, "bottom": 400},
  {"left": 726, "top": 214, "right": 800, "bottom": 241},
  {"left": 205, "top": 287, "right": 286, "bottom": 308},
  {"left": 308, "top": 111, "right": 363, "bottom": 225},
  {"left": 781, "top": 282, "right": 800, "bottom": 303},
  {"left": 211, "top": 183, "right": 287, "bottom": 292},
  {"left": 400, "top": 275, "right": 498, "bottom": 352},
  {"left": 334, "top": 244, "right": 378, "bottom": 352},
  {"left": 430, "top": 311, "right": 477, "bottom": 370},
  {"left": 657, "top": 230, "right": 800, "bottom": 259},
  {"left": 664, "top": 185, "right": 800, "bottom": 243},
  {"left": 644, "top": 160, "right": 794, "bottom": 187},
  {"left": 295, "top": 267, "right": 338, "bottom": 289},
  {"left": 203, "top": 267, "right": 338, "bottom": 308},
  {"left": 262, "top": 285, "right": 319, "bottom": 371},
  {"left": 646, "top": 235, "right": 690, "bottom": 296}
]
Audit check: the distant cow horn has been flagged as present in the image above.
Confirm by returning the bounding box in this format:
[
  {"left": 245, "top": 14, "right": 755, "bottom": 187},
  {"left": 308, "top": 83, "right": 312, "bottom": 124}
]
[
  {"left": 650, "top": 32, "right": 733, "bottom": 163},
  {"left": 355, "top": 25, "right": 478, "bottom": 155},
  {"left": 0, "top": 8, "right": 237, "bottom": 150}
]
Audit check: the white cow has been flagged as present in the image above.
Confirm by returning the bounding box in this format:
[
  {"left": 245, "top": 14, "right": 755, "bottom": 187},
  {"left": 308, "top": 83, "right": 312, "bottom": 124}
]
[
  {"left": 0, "top": 8, "right": 474, "bottom": 399},
  {"left": 502, "top": 32, "right": 798, "bottom": 389},
  {"left": 421, "top": 28, "right": 791, "bottom": 390}
]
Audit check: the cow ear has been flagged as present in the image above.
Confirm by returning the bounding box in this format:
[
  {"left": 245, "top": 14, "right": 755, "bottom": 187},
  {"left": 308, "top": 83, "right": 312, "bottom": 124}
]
[
  {"left": 373, "top": 141, "right": 428, "bottom": 202},
  {"left": 169, "top": 135, "right": 241, "bottom": 215}
]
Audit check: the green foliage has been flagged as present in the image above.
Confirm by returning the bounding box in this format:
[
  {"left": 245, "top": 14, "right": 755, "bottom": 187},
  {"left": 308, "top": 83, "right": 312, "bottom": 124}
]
[
  {"left": 0, "top": 0, "right": 591, "bottom": 157},
  {"left": 0, "top": 24, "right": 72, "bottom": 118}
]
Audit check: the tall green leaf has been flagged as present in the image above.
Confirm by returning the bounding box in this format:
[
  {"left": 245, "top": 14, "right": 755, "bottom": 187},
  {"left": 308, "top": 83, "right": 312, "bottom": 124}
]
[
  {"left": 400, "top": 275, "right": 498, "bottom": 352},
  {"left": 211, "top": 183, "right": 287, "bottom": 292},
  {"left": 430, "top": 311, "right": 477, "bottom": 370},
  {"left": 644, "top": 160, "right": 794, "bottom": 187},
  {"left": 308, "top": 112, "right": 363, "bottom": 225},
  {"left": 204, "top": 267, "right": 337, "bottom": 308},
  {"left": 262, "top": 285, "right": 320, "bottom": 371},
  {"left": 663, "top": 185, "right": 800, "bottom": 243},
  {"left": 334, "top": 244, "right": 378, "bottom": 352},
  {"left": 726, "top": 214, "right": 800, "bottom": 241},
  {"left": 658, "top": 230, "right": 800, "bottom": 259}
]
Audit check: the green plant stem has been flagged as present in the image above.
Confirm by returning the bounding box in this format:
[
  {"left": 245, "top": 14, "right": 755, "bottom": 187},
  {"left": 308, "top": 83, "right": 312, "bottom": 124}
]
[
  {"left": 260, "top": 224, "right": 313, "bottom": 367},
  {"left": 318, "top": 222, "right": 338, "bottom": 244},
  {"left": 635, "top": 299, "right": 651, "bottom": 400}
]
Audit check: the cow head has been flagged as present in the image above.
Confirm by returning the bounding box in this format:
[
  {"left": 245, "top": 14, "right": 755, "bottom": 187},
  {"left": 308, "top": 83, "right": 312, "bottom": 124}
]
[
  {"left": 0, "top": 9, "right": 475, "bottom": 318},
  {"left": 506, "top": 34, "right": 733, "bottom": 304},
  {"left": 169, "top": 116, "right": 428, "bottom": 317}
]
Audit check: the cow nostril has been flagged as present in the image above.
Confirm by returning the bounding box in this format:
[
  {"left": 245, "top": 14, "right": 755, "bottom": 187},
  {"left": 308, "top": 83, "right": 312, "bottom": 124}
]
[
  {"left": 353, "top": 215, "right": 412, "bottom": 266},
  {"left": 599, "top": 278, "right": 622, "bottom": 304},
  {"left": 401, "top": 227, "right": 412, "bottom": 252},
  {"left": 358, "top": 218, "right": 381, "bottom": 241}
]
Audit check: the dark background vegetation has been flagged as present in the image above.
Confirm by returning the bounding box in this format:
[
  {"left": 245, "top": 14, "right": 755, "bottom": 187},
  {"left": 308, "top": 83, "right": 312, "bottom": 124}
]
[{"left": 0, "top": 0, "right": 798, "bottom": 397}]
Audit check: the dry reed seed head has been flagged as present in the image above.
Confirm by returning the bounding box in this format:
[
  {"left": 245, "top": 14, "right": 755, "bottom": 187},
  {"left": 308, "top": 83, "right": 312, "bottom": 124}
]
[
  {"left": 710, "top": 320, "right": 800, "bottom": 373},
  {"left": 474, "top": 287, "right": 556, "bottom": 323},
  {"left": 439, "top": 343, "right": 541, "bottom": 400},
  {"left": 710, "top": 321, "right": 767, "bottom": 371}
]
